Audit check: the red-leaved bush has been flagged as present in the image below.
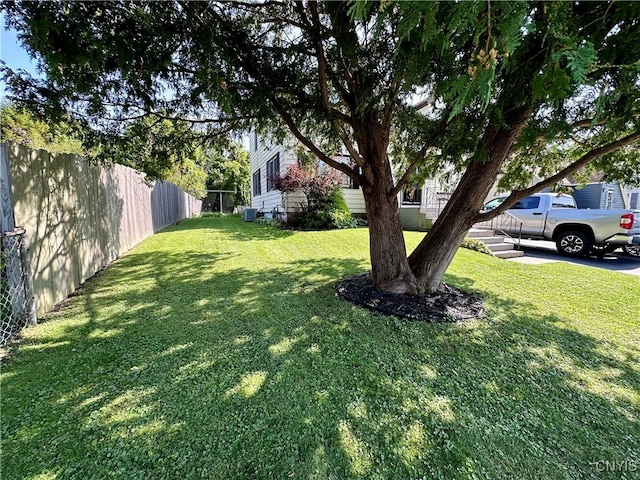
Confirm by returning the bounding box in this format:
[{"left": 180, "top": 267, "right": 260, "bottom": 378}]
[{"left": 273, "top": 160, "right": 343, "bottom": 210}]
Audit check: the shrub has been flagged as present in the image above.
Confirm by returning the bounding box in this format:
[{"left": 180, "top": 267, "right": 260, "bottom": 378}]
[
  {"left": 254, "top": 217, "right": 282, "bottom": 227},
  {"left": 461, "top": 237, "right": 494, "bottom": 255},
  {"left": 200, "top": 212, "right": 226, "bottom": 218},
  {"left": 274, "top": 160, "right": 356, "bottom": 230},
  {"left": 287, "top": 189, "right": 356, "bottom": 230}
]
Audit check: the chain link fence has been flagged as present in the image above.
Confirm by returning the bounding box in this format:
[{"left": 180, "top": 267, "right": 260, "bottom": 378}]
[{"left": 1, "top": 228, "right": 36, "bottom": 346}]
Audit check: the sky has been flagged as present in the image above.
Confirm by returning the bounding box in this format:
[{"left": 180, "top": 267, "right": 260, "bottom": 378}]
[
  {"left": 0, "top": 14, "right": 252, "bottom": 149},
  {"left": 1, "top": 13, "right": 40, "bottom": 100}
]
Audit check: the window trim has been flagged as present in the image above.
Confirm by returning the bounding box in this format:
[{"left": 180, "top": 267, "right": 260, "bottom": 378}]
[
  {"left": 334, "top": 155, "right": 360, "bottom": 189},
  {"left": 402, "top": 185, "right": 422, "bottom": 205},
  {"left": 266, "top": 153, "right": 280, "bottom": 192},
  {"left": 252, "top": 169, "right": 261, "bottom": 196}
]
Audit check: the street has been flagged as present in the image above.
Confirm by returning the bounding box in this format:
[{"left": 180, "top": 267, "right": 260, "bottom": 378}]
[{"left": 506, "top": 239, "right": 640, "bottom": 277}]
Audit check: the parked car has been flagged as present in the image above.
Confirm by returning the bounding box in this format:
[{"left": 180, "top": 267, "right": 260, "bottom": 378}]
[{"left": 482, "top": 193, "right": 640, "bottom": 257}]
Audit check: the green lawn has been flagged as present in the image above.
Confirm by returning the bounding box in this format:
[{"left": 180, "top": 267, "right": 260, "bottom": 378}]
[{"left": 2, "top": 216, "right": 639, "bottom": 479}]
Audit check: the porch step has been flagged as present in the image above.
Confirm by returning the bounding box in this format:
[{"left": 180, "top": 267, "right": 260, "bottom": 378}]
[
  {"left": 468, "top": 228, "right": 494, "bottom": 238},
  {"left": 489, "top": 242, "right": 520, "bottom": 252},
  {"left": 468, "top": 228, "right": 524, "bottom": 259},
  {"left": 493, "top": 249, "right": 525, "bottom": 259},
  {"left": 473, "top": 235, "right": 506, "bottom": 245}
]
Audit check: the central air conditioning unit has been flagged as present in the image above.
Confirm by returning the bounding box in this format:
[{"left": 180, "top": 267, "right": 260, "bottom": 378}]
[{"left": 243, "top": 208, "right": 258, "bottom": 222}]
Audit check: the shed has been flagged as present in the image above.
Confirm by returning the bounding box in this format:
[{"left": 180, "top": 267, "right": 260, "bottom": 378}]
[{"left": 569, "top": 183, "right": 628, "bottom": 210}]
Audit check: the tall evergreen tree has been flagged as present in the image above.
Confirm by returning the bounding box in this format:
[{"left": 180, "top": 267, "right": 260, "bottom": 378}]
[{"left": 2, "top": 1, "right": 639, "bottom": 293}]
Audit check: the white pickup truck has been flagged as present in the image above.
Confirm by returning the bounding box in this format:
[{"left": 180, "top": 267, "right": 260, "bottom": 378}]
[{"left": 482, "top": 193, "right": 640, "bottom": 257}]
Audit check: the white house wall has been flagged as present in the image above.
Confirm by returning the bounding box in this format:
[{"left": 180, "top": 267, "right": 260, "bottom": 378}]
[
  {"left": 249, "top": 135, "right": 291, "bottom": 214},
  {"left": 249, "top": 133, "right": 366, "bottom": 215},
  {"left": 341, "top": 188, "right": 366, "bottom": 214}
]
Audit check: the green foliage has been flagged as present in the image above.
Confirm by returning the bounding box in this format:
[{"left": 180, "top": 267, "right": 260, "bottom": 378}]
[
  {"left": 385, "top": 1, "right": 640, "bottom": 190},
  {"left": 461, "top": 238, "right": 494, "bottom": 256},
  {"left": 3, "top": 0, "right": 639, "bottom": 289},
  {"left": 0, "top": 104, "right": 249, "bottom": 198},
  {"left": 4, "top": 1, "right": 638, "bottom": 191},
  {"left": 0, "top": 104, "right": 84, "bottom": 154},
  {"left": 288, "top": 188, "right": 356, "bottom": 231},
  {"left": 205, "top": 140, "right": 250, "bottom": 206},
  {"left": 4, "top": 1, "right": 638, "bottom": 186},
  {"left": 551, "top": 40, "right": 598, "bottom": 85},
  {"left": 94, "top": 116, "right": 211, "bottom": 198},
  {"left": 253, "top": 216, "right": 282, "bottom": 227},
  {"left": 2, "top": 217, "right": 639, "bottom": 479},
  {"left": 95, "top": 117, "right": 249, "bottom": 199}
]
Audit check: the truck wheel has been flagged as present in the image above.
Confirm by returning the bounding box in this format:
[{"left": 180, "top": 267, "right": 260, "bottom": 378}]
[
  {"left": 556, "top": 231, "right": 592, "bottom": 257},
  {"left": 623, "top": 244, "right": 640, "bottom": 257}
]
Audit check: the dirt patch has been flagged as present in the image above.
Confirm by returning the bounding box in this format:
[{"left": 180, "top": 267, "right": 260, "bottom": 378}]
[{"left": 336, "top": 273, "right": 485, "bottom": 322}]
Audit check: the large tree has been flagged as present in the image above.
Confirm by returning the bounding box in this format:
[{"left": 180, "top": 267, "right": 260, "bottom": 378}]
[{"left": 2, "top": 1, "right": 639, "bottom": 294}]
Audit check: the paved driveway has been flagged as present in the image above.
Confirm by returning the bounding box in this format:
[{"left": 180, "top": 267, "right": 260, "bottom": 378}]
[{"left": 506, "top": 239, "right": 640, "bottom": 277}]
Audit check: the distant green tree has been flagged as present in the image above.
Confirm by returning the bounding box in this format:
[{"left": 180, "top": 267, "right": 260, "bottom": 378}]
[
  {"left": 205, "top": 141, "right": 250, "bottom": 206},
  {"left": 0, "top": 104, "right": 84, "bottom": 154},
  {"left": 0, "top": 104, "right": 237, "bottom": 199},
  {"left": 97, "top": 116, "right": 213, "bottom": 198}
]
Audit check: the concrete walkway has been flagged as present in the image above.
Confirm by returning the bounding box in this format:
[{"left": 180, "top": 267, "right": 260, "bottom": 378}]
[{"left": 505, "top": 239, "right": 640, "bottom": 277}]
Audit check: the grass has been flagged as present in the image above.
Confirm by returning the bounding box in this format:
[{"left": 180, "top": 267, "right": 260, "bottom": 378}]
[{"left": 1, "top": 215, "right": 639, "bottom": 480}]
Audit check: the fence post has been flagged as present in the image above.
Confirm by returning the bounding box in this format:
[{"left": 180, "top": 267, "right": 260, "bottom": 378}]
[
  {"left": 0, "top": 144, "right": 37, "bottom": 345},
  {"left": 20, "top": 231, "right": 38, "bottom": 325},
  {"left": 0, "top": 143, "right": 16, "bottom": 233}
]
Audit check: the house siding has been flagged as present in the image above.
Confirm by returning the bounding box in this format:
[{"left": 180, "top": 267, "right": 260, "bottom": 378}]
[
  {"left": 628, "top": 187, "right": 640, "bottom": 209},
  {"left": 571, "top": 184, "right": 602, "bottom": 209},
  {"left": 249, "top": 133, "right": 366, "bottom": 215},
  {"left": 250, "top": 136, "right": 292, "bottom": 214},
  {"left": 342, "top": 188, "right": 366, "bottom": 214},
  {"left": 571, "top": 183, "right": 627, "bottom": 209}
]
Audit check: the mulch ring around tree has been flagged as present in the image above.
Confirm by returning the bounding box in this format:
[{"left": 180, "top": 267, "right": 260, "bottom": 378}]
[{"left": 336, "top": 273, "right": 485, "bottom": 322}]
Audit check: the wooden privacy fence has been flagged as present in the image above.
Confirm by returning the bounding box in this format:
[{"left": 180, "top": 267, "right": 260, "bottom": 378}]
[{"left": 1, "top": 143, "right": 202, "bottom": 319}]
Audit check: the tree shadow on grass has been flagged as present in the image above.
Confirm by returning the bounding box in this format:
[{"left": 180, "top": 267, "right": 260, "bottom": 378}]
[
  {"left": 2, "top": 245, "right": 638, "bottom": 479},
  {"left": 161, "top": 215, "right": 297, "bottom": 241}
]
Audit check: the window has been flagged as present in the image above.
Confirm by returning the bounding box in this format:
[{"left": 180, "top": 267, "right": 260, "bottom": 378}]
[
  {"left": 252, "top": 170, "right": 261, "bottom": 196},
  {"left": 340, "top": 163, "right": 360, "bottom": 189},
  {"left": 522, "top": 196, "right": 540, "bottom": 209},
  {"left": 266, "top": 153, "right": 280, "bottom": 191},
  {"left": 483, "top": 197, "right": 506, "bottom": 211},
  {"left": 402, "top": 185, "right": 422, "bottom": 204},
  {"left": 512, "top": 196, "right": 540, "bottom": 209},
  {"left": 333, "top": 155, "right": 360, "bottom": 189},
  {"left": 605, "top": 188, "right": 614, "bottom": 209},
  {"left": 350, "top": 164, "right": 360, "bottom": 189},
  {"left": 551, "top": 196, "right": 576, "bottom": 208},
  {"left": 253, "top": 133, "right": 259, "bottom": 152}
]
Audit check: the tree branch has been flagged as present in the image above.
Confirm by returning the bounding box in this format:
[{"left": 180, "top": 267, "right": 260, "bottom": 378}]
[
  {"left": 103, "top": 103, "right": 253, "bottom": 125},
  {"left": 391, "top": 117, "right": 449, "bottom": 196},
  {"left": 208, "top": 3, "right": 360, "bottom": 182},
  {"left": 381, "top": 80, "right": 400, "bottom": 134},
  {"left": 269, "top": 97, "right": 359, "bottom": 180},
  {"left": 474, "top": 129, "right": 640, "bottom": 222},
  {"left": 529, "top": 111, "right": 640, "bottom": 144},
  {"left": 334, "top": 122, "right": 364, "bottom": 168},
  {"left": 308, "top": 1, "right": 331, "bottom": 113}
]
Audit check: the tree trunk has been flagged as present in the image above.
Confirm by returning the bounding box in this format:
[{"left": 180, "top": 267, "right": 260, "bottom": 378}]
[
  {"left": 357, "top": 118, "right": 418, "bottom": 295},
  {"left": 363, "top": 182, "right": 418, "bottom": 295},
  {"left": 407, "top": 160, "right": 502, "bottom": 292},
  {"left": 408, "top": 108, "right": 531, "bottom": 293}
]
